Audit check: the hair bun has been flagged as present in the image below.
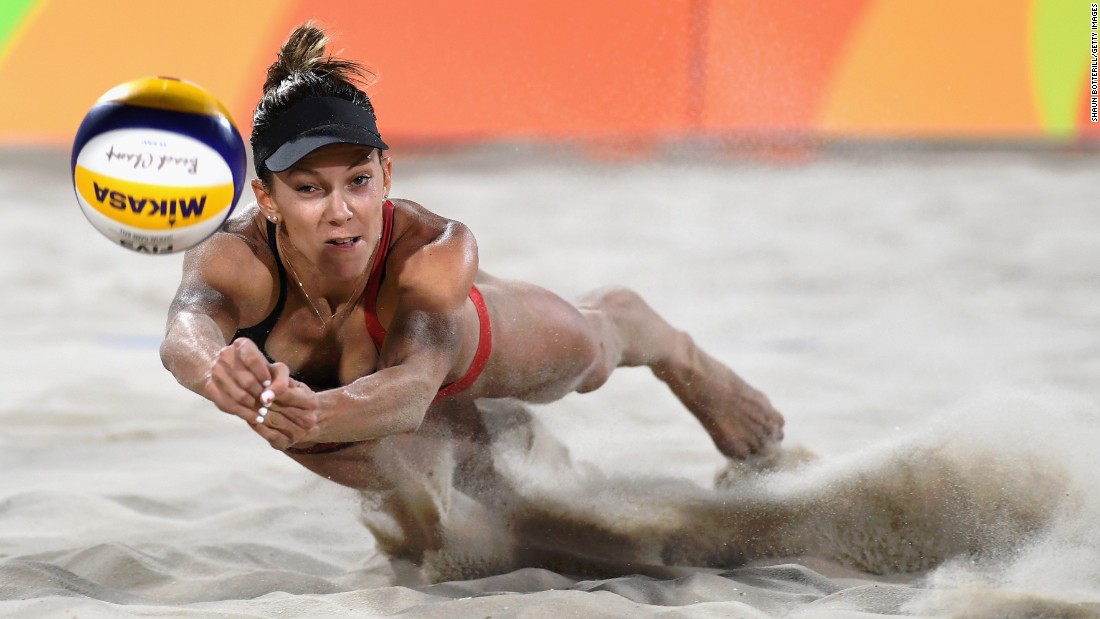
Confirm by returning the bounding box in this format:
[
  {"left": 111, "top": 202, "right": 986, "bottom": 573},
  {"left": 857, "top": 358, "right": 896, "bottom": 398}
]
[{"left": 263, "top": 22, "right": 373, "bottom": 93}]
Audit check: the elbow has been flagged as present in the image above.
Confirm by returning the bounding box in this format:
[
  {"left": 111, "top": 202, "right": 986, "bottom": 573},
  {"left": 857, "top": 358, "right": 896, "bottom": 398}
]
[
  {"left": 397, "top": 411, "right": 424, "bottom": 435},
  {"left": 158, "top": 333, "right": 186, "bottom": 377},
  {"left": 158, "top": 339, "right": 172, "bottom": 372},
  {"left": 397, "top": 395, "right": 431, "bottom": 435},
  {"left": 158, "top": 339, "right": 192, "bottom": 392},
  {"left": 159, "top": 314, "right": 184, "bottom": 373},
  {"left": 394, "top": 378, "right": 438, "bottom": 435}
]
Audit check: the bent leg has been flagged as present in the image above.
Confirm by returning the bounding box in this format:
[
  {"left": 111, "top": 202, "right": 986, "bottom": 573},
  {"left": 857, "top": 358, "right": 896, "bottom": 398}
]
[
  {"left": 574, "top": 286, "right": 785, "bottom": 459},
  {"left": 479, "top": 275, "right": 784, "bottom": 459}
]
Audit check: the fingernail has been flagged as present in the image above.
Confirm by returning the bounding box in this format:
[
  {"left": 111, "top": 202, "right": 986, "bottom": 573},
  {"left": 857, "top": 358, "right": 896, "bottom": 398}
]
[
  {"left": 258, "top": 407, "right": 269, "bottom": 417},
  {"left": 260, "top": 390, "right": 275, "bottom": 406},
  {"left": 262, "top": 380, "right": 271, "bottom": 387}
]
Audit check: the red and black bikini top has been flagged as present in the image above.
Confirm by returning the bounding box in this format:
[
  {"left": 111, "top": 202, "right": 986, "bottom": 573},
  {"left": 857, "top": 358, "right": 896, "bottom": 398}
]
[
  {"left": 235, "top": 200, "right": 396, "bottom": 361},
  {"left": 237, "top": 200, "right": 489, "bottom": 404}
]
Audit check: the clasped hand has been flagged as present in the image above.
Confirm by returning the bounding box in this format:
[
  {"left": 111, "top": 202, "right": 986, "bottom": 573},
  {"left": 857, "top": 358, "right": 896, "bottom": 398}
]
[{"left": 203, "top": 338, "right": 320, "bottom": 450}]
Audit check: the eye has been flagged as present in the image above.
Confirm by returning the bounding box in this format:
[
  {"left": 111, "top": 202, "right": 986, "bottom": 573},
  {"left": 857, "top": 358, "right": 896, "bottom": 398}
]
[
  {"left": 351, "top": 174, "right": 371, "bottom": 187},
  {"left": 295, "top": 184, "right": 318, "bottom": 193}
]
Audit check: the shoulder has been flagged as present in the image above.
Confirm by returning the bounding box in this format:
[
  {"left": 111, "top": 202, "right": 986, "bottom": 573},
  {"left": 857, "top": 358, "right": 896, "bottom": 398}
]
[
  {"left": 388, "top": 199, "right": 478, "bottom": 304},
  {"left": 174, "top": 203, "right": 277, "bottom": 318},
  {"left": 185, "top": 203, "right": 271, "bottom": 278},
  {"left": 390, "top": 199, "right": 475, "bottom": 247}
]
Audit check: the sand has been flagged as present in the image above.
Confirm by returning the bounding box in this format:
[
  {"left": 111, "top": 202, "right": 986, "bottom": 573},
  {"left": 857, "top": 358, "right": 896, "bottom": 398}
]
[{"left": 2, "top": 145, "right": 1100, "bottom": 617}]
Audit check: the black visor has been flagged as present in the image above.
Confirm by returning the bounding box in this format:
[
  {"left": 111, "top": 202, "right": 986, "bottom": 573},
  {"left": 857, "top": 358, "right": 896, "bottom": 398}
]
[{"left": 252, "top": 97, "right": 388, "bottom": 172}]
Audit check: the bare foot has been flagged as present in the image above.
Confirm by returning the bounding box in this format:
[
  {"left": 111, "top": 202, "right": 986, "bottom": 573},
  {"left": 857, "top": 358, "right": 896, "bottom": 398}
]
[{"left": 652, "top": 332, "right": 785, "bottom": 459}]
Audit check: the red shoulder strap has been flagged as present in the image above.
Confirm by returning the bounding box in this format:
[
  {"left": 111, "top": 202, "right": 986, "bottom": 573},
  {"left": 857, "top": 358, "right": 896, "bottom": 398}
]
[{"left": 363, "top": 200, "right": 395, "bottom": 350}]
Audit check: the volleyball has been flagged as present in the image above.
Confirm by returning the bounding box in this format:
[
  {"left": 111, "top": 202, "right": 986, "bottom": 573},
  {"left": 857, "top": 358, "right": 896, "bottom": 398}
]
[{"left": 71, "top": 76, "right": 248, "bottom": 254}]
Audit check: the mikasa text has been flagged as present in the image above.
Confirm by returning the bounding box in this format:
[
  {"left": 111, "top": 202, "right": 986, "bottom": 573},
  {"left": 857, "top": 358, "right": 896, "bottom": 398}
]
[{"left": 91, "top": 182, "right": 208, "bottom": 220}]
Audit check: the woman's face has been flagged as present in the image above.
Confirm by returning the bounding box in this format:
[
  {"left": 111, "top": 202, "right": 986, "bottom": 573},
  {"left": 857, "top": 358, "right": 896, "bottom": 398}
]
[{"left": 253, "top": 143, "right": 391, "bottom": 279}]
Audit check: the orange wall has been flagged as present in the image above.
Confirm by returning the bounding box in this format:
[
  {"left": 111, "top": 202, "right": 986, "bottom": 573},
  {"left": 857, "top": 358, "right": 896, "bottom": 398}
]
[
  {"left": 264, "top": 1, "right": 698, "bottom": 142},
  {"left": 1, "top": 0, "right": 1096, "bottom": 146}
]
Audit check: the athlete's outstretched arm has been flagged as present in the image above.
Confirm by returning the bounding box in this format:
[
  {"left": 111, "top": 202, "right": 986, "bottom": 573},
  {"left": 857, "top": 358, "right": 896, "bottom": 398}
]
[
  {"left": 160, "top": 235, "right": 317, "bottom": 446},
  {"left": 289, "top": 221, "right": 477, "bottom": 448}
]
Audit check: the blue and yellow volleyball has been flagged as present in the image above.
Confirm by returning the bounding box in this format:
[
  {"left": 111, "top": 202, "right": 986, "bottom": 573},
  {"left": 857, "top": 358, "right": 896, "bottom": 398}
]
[{"left": 71, "top": 77, "right": 247, "bottom": 254}]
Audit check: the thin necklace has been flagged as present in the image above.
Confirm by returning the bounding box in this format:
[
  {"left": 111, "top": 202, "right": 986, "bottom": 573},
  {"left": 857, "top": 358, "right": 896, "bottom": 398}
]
[{"left": 276, "top": 227, "right": 382, "bottom": 329}]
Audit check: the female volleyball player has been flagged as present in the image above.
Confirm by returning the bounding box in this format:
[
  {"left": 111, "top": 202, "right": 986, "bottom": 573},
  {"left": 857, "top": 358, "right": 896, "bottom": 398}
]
[{"left": 160, "top": 24, "right": 784, "bottom": 492}]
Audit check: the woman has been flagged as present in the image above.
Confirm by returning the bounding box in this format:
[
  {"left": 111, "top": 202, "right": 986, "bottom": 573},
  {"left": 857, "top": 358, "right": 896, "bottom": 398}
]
[{"left": 160, "top": 24, "right": 784, "bottom": 493}]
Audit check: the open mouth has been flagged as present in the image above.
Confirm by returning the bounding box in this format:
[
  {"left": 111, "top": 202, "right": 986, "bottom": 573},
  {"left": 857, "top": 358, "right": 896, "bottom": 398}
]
[{"left": 326, "top": 236, "right": 361, "bottom": 248}]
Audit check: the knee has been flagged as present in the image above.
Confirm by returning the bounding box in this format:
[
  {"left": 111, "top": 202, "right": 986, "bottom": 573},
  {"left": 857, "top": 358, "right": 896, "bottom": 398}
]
[
  {"left": 574, "top": 349, "right": 612, "bottom": 393},
  {"left": 572, "top": 319, "right": 615, "bottom": 394},
  {"left": 579, "top": 285, "right": 647, "bottom": 314}
]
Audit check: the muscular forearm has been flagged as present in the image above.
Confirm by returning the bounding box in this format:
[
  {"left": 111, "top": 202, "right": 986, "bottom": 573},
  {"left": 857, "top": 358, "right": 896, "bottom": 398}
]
[
  {"left": 310, "top": 365, "right": 440, "bottom": 443},
  {"left": 160, "top": 312, "right": 229, "bottom": 395}
]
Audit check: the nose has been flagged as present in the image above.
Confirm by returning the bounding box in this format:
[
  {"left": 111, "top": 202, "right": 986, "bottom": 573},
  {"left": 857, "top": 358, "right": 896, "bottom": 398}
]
[{"left": 324, "top": 191, "right": 353, "bottom": 224}]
